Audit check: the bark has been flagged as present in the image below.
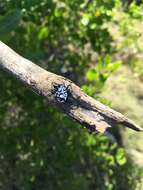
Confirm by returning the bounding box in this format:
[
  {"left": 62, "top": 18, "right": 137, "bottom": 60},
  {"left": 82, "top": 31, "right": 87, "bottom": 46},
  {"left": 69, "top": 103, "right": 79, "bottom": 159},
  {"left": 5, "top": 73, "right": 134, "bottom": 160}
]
[{"left": 0, "top": 41, "right": 142, "bottom": 133}]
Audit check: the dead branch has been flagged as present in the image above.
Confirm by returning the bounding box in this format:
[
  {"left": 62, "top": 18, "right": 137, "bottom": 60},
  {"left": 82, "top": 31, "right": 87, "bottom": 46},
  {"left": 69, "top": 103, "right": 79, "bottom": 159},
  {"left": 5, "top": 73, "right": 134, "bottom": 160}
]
[{"left": 0, "top": 41, "right": 142, "bottom": 133}]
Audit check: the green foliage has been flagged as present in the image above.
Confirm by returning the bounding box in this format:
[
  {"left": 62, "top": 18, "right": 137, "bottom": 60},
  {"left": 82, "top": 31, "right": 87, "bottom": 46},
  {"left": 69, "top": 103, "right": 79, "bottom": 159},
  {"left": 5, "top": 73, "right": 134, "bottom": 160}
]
[
  {"left": 0, "top": 0, "right": 142, "bottom": 189},
  {"left": 85, "top": 55, "right": 122, "bottom": 94},
  {"left": 128, "top": 2, "right": 143, "bottom": 19},
  {"left": 0, "top": 9, "right": 22, "bottom": 41},
  {"left": 115, "top": 148, "right": 127, "bottom": 165}
]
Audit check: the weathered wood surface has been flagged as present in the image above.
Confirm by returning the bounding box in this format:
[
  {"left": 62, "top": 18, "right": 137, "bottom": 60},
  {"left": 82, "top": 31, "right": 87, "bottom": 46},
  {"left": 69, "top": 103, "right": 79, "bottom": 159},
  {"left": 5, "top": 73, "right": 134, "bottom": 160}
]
[{"left": 0, "top": 41, "right": 142, "bottom": 133}]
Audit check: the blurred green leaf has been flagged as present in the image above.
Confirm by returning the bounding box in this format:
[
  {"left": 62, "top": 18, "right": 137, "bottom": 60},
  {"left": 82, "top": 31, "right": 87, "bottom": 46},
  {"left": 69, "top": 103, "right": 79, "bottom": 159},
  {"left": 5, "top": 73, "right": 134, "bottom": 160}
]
[
  {"left": 86, "top": 68, "right": 96, "bottom": 81},
  {"left": 107, "top": 61, "right": 122, "bottom": 72},
  {"left": 38, "top": 26, "right": 49, "bottom": 40},
  {"left": 81, "top": 14, "right": 90, "bottom": 26},
  {"left": 116, "top": 148, "right": 127, "bottom": 166},
  {"left": 129, "top": 2, "right": 143, "bottom": 19},
  {"left": 86, "top": 134, "right": 96, "bottom": 146},
  {"left": 104, "top": 54, "right": 111, "bottom": 65}
]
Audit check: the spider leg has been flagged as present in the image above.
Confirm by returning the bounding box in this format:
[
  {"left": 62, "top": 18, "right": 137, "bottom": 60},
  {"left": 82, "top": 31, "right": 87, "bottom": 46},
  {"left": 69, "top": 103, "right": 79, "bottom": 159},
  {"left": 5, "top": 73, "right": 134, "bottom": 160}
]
[
  {"left": 51, "top": 82, "right": 59, "bottom": 89},
  {"left": 66, "top": 84, "right": 72, "bottom": 97}
]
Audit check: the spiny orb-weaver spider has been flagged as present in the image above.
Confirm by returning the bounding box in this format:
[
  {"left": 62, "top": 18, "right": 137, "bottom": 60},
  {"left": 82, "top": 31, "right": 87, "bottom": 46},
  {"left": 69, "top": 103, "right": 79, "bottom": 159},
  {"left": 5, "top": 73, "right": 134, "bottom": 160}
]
[{"left": 52, "top": 83, "right": 71, "bottom": 103}]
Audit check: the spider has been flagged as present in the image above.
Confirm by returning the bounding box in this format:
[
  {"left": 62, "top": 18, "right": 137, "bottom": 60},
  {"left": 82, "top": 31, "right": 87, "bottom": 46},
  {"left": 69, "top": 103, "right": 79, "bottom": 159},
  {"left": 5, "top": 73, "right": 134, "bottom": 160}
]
[{"left": 52, "top": 83, "right": 71, "bottom": 103}]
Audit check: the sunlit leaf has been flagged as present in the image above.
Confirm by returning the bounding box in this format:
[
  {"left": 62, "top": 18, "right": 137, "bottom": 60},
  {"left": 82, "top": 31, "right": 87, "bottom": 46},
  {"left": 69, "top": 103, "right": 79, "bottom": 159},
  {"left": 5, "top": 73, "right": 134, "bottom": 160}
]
[
  {"left": 116, "top": 148, "right": 127, "bottom": 166},
  {"left": 86, "top": 69, "right": 96, "bottom": 81},
  {"left": 38, "top": 27, "right": 49, "bottom": 40},
  {"left": 81, "top": 14, "right": 90, "bottom": 26}
]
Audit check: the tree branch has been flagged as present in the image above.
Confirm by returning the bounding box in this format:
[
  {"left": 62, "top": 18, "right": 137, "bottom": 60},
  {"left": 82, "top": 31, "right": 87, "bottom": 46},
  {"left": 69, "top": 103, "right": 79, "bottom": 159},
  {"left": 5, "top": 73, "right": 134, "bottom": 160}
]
[{"left": 0, "top": 41, "right": 142, "bottom": 133}]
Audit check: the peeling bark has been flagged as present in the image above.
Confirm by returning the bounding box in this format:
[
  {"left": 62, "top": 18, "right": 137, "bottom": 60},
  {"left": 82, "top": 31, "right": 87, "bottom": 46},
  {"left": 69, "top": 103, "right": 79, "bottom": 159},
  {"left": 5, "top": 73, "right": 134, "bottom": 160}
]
[{"left": 0, "top": 41, "right": 142, "bottom": 133}]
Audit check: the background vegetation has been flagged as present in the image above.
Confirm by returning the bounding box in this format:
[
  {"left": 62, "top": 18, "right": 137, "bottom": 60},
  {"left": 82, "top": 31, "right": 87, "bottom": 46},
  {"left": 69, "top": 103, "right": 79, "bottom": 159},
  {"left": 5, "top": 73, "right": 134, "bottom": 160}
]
[{"left": 0, "top": 0, "right": 143, "bottom": 189}]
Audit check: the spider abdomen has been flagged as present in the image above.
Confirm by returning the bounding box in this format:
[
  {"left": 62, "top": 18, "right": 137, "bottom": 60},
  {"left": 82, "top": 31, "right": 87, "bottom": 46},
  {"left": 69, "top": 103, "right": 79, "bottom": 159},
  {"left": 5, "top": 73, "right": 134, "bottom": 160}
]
[{"left": 54, "top": 84, "right": 68, "bottom": 103}]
